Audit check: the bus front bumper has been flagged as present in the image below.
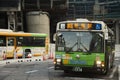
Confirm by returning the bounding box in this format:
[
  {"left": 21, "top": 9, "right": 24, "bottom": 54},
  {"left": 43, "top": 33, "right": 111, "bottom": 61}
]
[{"left": 55, "top": 65, "right": 106, "bottom": 73}]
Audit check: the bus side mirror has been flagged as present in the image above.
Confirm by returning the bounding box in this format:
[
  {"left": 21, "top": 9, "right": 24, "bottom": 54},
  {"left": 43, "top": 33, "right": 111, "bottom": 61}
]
[
  {"left": 105, "top": 33, "right": 108, "bottom": 40},
  {"left": 53, "top": 33, "right": 56, "bottom": 41}
]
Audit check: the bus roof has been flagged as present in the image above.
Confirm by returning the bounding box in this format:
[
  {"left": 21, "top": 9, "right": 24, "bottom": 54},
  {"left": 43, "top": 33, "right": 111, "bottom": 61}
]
[
  {"left": 0, "top": 32, "right": 47, "bottom": 37},
  {"left": 0, "top": 29, "right": 13, "bottom": 32},
  {"left": 59, "top": 18, "right": 90, "bottom": 23},
  {"left": 56, "top": 19, "right": 111, "bottom": 33}
]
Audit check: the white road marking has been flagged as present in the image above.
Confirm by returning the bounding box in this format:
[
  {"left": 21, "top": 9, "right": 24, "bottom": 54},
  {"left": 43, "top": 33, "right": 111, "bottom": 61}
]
[
  {"left": 48, "top": 66, "right": 54, "bottom": 69},
  {"left": 25, "top": 70, "right": 39, "bottom": 74},
  {"left": 109, "top": 66, "right": 117, "bottom": 78},
  {"left": 2, "top": 71, "right": 11, "bottom": 73}
]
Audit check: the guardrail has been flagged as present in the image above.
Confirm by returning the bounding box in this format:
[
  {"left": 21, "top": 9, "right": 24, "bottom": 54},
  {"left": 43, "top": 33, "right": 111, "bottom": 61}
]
[{"left": 0, "top": 56, "right": 44, "bottom": 66}]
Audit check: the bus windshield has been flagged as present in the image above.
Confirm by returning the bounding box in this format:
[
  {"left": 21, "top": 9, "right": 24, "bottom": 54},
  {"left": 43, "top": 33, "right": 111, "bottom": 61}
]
[
  {"left": 56, "top": 31, "right": 104, "bottom": 53},
  {"left": 17, "top": 37, "right": 45, "bottom": 47}
]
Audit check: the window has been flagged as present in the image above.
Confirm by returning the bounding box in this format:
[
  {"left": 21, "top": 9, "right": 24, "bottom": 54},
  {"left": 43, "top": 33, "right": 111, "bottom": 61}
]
[
  {"left": 0, "top": 36, "right": 6, "bottom": 46},
  {"left": 8, "top": 37, "right": 14, "bottom": 46},
  {"left": 76, "top": 0, "right": 83, "bottom": 2},
  {"left": 56, "top": 31, "right": 104, "bottom": 53},
  {"left": 17, "top": 37, "right": 45, "bottom": 47}
]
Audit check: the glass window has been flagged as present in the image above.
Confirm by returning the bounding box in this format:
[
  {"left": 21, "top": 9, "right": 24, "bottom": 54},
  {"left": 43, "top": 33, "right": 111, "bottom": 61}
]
[
  {"left": 69, "top": 0, "right": 75, "bottom": 2},
  {"left": 98, "top": 0, "right": 106, "bottom": 2},
  {"left": 56, "top": 31, "right": 104, "bottom": 53},
  {"left": 8, "top": 37, "right": 14, "bottom": 46},
  {"left": 76, "top": 0, "right": 83, "bottom": 2},
  {"left": 0, "top": 36, "right": 6, "bottom": 46},
  {"left": 32, "top": 37, "right": 45, "bottom": 47},
  {"left": 86, "top": 0, "right": 94, "bottom": 1},
  {"left": 0, "top": 0, "right": 19, "bottom": 7},
  {"left": 17, "top": 37, "right": 45, "bottom": 47}
]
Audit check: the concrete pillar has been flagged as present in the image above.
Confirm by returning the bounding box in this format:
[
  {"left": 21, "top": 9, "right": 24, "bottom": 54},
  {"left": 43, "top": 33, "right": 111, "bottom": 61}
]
[
  {"left": 115, "top": 21, "right": 120, "bottom": 44},
  {"left": 7, "top": 11, "right": 16, "bottom": 31}
]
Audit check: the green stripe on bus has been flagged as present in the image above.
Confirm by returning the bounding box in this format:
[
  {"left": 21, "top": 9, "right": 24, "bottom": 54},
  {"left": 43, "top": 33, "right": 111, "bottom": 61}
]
[{"left": 56, "top": 51, "right": 104, "bottom": 67}]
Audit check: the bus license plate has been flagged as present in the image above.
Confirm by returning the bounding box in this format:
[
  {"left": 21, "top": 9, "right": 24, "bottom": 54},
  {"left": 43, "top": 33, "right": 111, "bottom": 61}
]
[{"left": 73, "top": 67, "right": 82, "bottom": 72}]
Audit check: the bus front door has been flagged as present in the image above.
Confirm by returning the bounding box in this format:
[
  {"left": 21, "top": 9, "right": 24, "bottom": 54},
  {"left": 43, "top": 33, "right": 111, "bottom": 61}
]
[{"left": 6, "top": 37, "right": 16, "bottom": 59}]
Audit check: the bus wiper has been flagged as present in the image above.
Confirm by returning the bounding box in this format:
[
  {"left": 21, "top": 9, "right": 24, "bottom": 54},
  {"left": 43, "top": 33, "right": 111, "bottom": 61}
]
[
  {"left": 65, "top": 41, "right": 90, "bottom": 54},
  {"left": 79, "top": 42, "right": 91, "bottom": 54},
  {"left": 65, "top": 42, "right": 78, "bottom": 53}
]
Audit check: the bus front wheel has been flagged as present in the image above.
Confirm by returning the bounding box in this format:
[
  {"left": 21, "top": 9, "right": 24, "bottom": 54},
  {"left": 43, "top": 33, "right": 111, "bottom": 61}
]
[{"left": 64, "top": 70, "right": 70, "bottom": 73}]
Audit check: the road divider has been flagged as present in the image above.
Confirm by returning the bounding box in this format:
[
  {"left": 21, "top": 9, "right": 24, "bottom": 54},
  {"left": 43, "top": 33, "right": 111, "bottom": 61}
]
[{"left": 17, "top": 56, "right": 43, "bottom": 63}]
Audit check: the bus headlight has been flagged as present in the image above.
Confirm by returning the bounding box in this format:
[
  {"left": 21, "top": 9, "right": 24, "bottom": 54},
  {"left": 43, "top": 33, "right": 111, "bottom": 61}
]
[
  {"left": 96, "top": 61, "right": 101, "bottom": 65},
  {"left": 96, "top": 61, "right": 101, "bottom": 67},
  {"left": 56, "top": 59, "right": 61, "bottom": 63},
  {"left": 101, "top": 61, "right": 105, "bottom": 67},
  {"left": 54, "top": 59, "right": 62, "bottom": 65},
  {"left": 96, "top": 61, "right": 104, "bottom": 67}
]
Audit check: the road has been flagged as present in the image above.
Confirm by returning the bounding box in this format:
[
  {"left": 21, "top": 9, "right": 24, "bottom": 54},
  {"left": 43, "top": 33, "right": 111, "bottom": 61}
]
[{"left": 0, "top": 56, "right": 119, "bottom": 80}]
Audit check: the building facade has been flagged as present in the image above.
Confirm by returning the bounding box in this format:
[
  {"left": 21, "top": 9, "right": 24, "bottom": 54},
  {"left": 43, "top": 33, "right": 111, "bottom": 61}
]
[
  {"left": 66, "top": 0, "right": 120, "bottom": 20},
  {"left": 0, "top": 0, "right": 119, "bottom": 43}
]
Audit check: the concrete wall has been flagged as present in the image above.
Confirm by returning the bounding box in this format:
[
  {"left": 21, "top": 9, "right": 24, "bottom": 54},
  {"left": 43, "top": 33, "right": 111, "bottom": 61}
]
[{"left": 26, "top": 11, "right": 50, "bottom": 37}]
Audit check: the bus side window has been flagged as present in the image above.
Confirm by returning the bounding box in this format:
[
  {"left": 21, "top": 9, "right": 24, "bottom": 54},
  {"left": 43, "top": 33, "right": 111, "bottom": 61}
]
[
  {"left": 17, "top": 37, "right": 23, "bottom": 46},
  {"left": 18, "top": 41, "right": 22, "bottom": 46},
  {"left": 57, "top": 33, "right": 65, "bottom": 46},
  {"left": 0, "top": 40, "right": 4, "bottom": 45},
  {"left": 0, "top": 37, "right": 6, "bottom": 46},
  {"left": 8, "top": 39, "right": 14, "bottom": 46}
]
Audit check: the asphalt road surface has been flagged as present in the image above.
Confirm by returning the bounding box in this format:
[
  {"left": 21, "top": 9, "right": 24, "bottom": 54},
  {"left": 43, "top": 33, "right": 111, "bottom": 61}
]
[{"left": 0, "top": 56, "right": 119, "bottom": 80}]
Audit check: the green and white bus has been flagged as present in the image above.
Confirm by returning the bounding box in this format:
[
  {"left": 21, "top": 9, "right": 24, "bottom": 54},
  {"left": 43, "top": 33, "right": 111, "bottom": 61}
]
[{"left": 54, "top": 19, "right": 115, "bottom": 74}]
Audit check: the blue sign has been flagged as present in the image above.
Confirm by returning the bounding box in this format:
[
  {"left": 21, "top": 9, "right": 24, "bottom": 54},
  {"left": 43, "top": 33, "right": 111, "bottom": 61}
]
[{"left": 95, "top": 24, "right": 101, "bottom": 30}]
